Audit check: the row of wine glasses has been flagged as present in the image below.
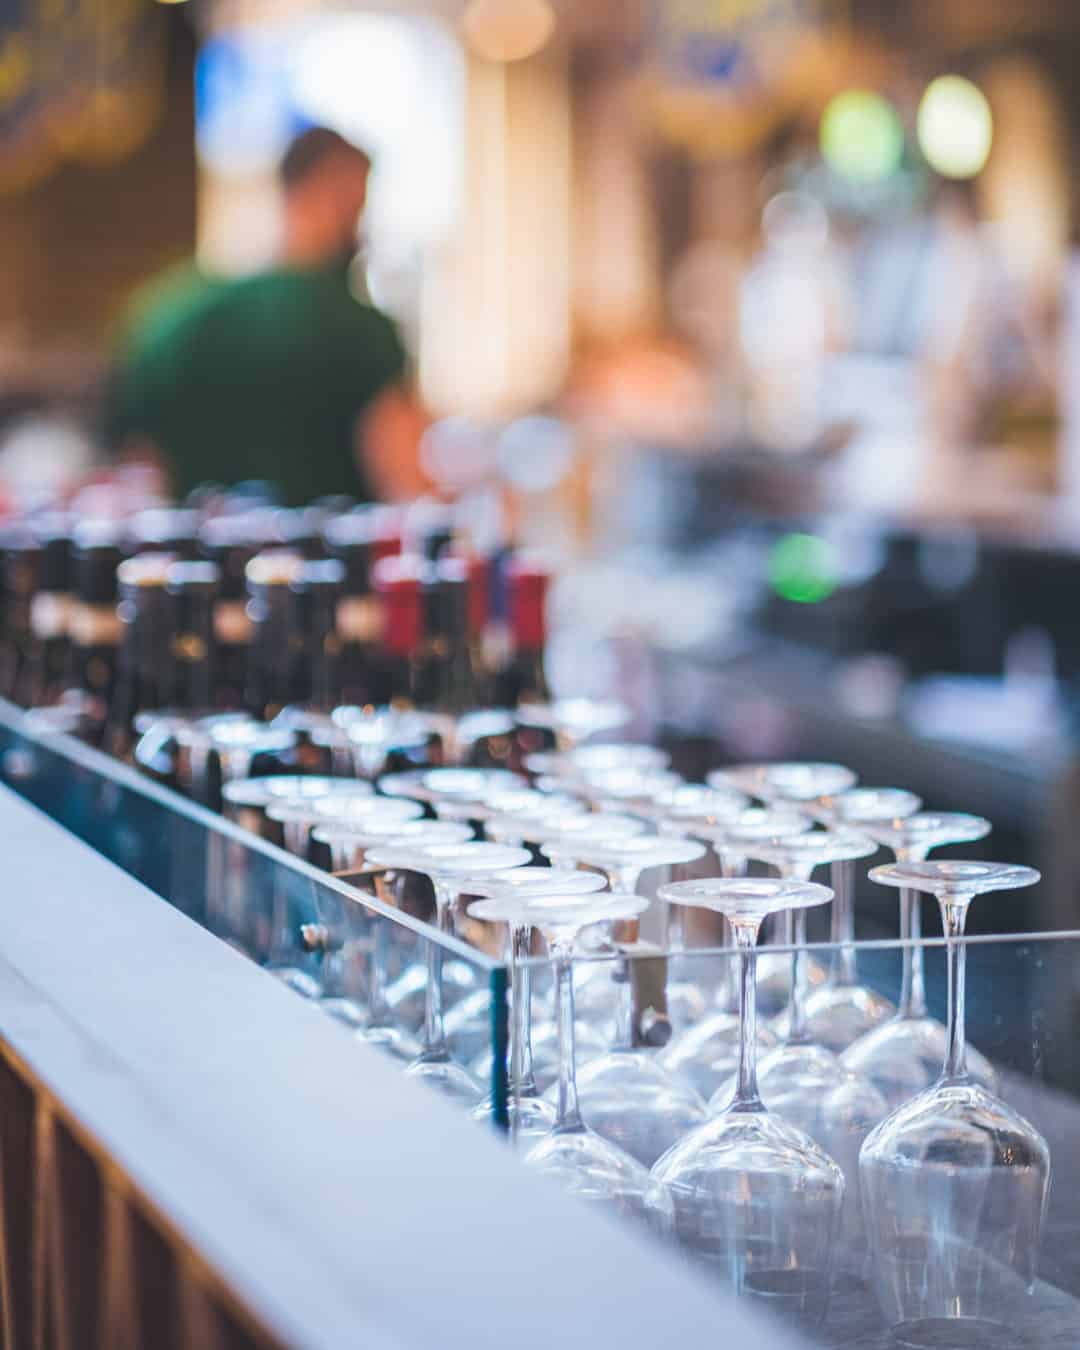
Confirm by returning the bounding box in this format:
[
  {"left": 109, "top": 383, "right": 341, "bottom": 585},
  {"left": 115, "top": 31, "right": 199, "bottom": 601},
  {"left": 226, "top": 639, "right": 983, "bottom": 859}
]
[{"left": 202, "top": 711, "right": 1049, "bottom": 1349}]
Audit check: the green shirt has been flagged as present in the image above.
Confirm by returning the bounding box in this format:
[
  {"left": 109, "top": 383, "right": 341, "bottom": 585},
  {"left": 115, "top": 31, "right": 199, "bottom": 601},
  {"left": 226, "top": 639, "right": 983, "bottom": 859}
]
[{"left": 108, "top": 264, "right": 407, "bottom": 506}]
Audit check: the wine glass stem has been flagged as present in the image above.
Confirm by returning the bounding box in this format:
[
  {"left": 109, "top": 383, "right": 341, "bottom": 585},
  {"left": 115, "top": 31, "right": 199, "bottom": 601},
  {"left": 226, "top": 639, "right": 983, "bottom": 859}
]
[
  {"left": 610, "top": 865, "right": 642, "bottom": 894},
  {"left": 510, "top": 923, "right": 538, "bottom": 1096},
  {"left": 828, "top": 858, "right": 857, "bottom": 986},
  {"left": 367, "top": 913, "right": 391, "bottom": 1027},
  {"left": 284, "top": 820, "right": 308, "bottom": 858},
  {"left": 941, "top": 895, "right": 973, "bottom": 1081},
  {"left": 731, "top": 917, "right": 764, "bottom": 1109},
  {"left": 221, "top": 749, "right": 251, "bottom": 784},
  {"left": 550, "top": 940, "right": 583, "bottom": 1131},
  {"left": 613, "top": 957, "right": 634, "bottom": 1051},
  {"left": 787, "top": 908, "right": 811, "bottom": 1044},
  {"left": 423, "top": 881, "right": 455, "bottom": 1057},
  {"left": 897, "top": 888, "right": 928, "bottom": 1018},
  {"left": 895, "top": 846, "right": 929, "bottom": 1019}
]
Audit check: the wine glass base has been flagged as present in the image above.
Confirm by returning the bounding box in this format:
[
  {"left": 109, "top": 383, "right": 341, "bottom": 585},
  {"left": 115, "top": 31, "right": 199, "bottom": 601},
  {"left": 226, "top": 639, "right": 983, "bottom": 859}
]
[{"left": 891, "top": 1316, "right": 1020, "bottom": 1350}]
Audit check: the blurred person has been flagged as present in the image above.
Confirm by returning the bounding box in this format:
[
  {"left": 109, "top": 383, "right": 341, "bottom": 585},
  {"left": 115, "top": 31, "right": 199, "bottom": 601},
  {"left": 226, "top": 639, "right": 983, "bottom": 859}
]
[{"left": 106, "top": 127, "right": 427, "bottom": 506}]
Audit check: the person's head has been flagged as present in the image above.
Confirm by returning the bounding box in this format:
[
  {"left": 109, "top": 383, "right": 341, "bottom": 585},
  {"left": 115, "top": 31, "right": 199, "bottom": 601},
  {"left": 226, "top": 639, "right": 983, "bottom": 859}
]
[{"left": 279, "top": 127, "right": 372, "bottom": 265}]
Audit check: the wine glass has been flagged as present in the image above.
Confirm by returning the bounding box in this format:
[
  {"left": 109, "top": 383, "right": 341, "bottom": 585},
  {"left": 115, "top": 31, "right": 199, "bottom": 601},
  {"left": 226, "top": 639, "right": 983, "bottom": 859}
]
[
  {"left": 516, "top": 697, "right": 629, "bottom": 752},
  {"left": 378, "top": 766, "right": 525, "bottom": 808},
  {"left": 363, "top": 841, "right": 530, "bottom": 1104},
  {"left": 266, "top": 791, "right": 419, "bottom": 859},
  {"left": 324, "top": 820, "right": 473, "bottom": 1062},
  {"left": 338, "top": 705, "right": 432, "bottom": 780},
  {"left": 861, "top": 860, "right": 1048, "bottom": 1349},
  {"left": 198, "top": 717, "right": 296, "bottom": 791},
  {"left": 574, "top": 766, "right": 685, "bottom": 815},
  {"left": 803, "top": 787, "right": 922, "bottom": 1051},
  {"left": 645, "top": 785, "right": 751, "bottom": 1029},
  {"left": 471, "top": 890, "right": 671, "bottom": 1229},
  {"left": 715, "top": 830, "right": 887, "bottom": 1263},
  {"left": 312, "top": 817, "right": 472, "bottom": 873},
  {"left": 708, "top": 760, "right": 858, "bottom": 805},
  {"left": 842, "top": 813, "right": 996, "bottom": 1107},
  {"left": 657, "top": 808, "right": 811, "bottom": 1098},
  {"left": 648, "top": 876, "right": 843, "bottom": 1328},
  {"left": 434, "top": 707, "right": 517, "bottom": 769},
  {"left": 462, "top": 866, "right": 607, "bottom": 1142},
  {"left": 540, "top": 832, "right": 706, "bottom": 894},
  {"left": 530, "top": 834, "right": 710, "bottom": 1169}
]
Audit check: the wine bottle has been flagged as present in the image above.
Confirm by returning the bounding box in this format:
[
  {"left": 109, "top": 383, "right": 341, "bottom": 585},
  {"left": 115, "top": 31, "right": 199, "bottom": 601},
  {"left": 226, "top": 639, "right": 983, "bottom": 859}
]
[
  {"left": 503, "top": 556, "right": 551, "bottom": 706},
  {"left": 245, "top": 550, "right": 305, "bottom": 721},
  {"left": 168, "top": 560, "right": 219, "bottom": 713},
  {"left": 299, "top": 559, "right": 345, "bottom": 711},
  {"left": 199, "top": 516, "right": 260, "bottom": 710},
  {"left": 107, "top": 553, "right": 177, "bottom": 758},
  {"left": 28, "top": 517, "right": 73, "bottom": 707},
  {"left": 3, "top": 531, "right": 41, "bottom": 705},
  {"left": 418, "top": 557, "right": 474, "bottom": 716},
  {"left": 324, "top": 513, "right": 380, "bottom": 707},
  {"left": 68, "top": 522, "right": 126, "bottom": 737},
  {"left": 372, "top": 554, "right": 423, "bottom": 705}
]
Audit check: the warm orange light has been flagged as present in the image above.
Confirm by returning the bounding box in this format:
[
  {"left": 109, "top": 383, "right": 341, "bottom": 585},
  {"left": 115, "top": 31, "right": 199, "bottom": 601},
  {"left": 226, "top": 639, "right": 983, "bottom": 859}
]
[{"left": 462, "top": 0, "right": 555, "bottom": 63}]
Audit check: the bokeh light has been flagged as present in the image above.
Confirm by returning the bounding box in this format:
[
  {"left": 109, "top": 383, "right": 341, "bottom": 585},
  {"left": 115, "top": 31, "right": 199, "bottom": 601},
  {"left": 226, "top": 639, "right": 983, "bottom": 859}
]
[
  {"left": 769, "top": 533, "right": 837, "bottom": 604},
  {"left": 820, "top": 90, "right": 905, "bottom": 185},
  {"left": 462, "top": 0, "right": 555, "bottom": 63},
  {"left": 917, "top": 75, "right": 993, "bottom": 179}
]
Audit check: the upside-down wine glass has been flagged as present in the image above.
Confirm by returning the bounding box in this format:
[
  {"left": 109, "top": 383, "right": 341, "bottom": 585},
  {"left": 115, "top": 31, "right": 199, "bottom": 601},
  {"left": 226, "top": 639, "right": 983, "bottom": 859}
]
[
  {"left": 313, "top": 819, "right": 473, "bottom": 1059},
  {"left": 516, "top": 697, "right": 630, "bottom": 753},
  {"left": 648, "top": 877, "right": 843, "bottom": 1328},
  {"left": 718, "top": 830, "right": 888, "bottom": 1258},
  {"left": 468, "top": 890, "right": 671, "bottom": 1230},
  {"left": 378, "top": 766, "right": 525, "bottom": 809},
  {"left": 338, "top": 705, "right": 432, "bottom": 780},
  {"left": 462, "top": 866, "right": 608, "bottom": 1143},
  {"left": 861, "top": 860, "right": 1048, "bottom": 1350},
  {"left": 843, "top": 813, "right": 995, "bottom": 1107},
  {"left": 657, "top": 808, "right": 810, "bottom": 1098},
  {"left": 804, "top": 786, "right": 922, "bottom": 1051},
  {"left": 470, "top": 809, "right": 645, "bottom": 1083},
  {"left": 647, "top": 784, "right": 751, "bottom": 1029},
  {"left": 708, "top": 761, "right": 857, "bottom": 978},
  {"left": 364, "top": 841, "right": 530, "bottom": 1103},
  {"left": 267, "top": 790, "right": 421, "bottom": 859},
  {"left": 536, "top": 833, "right": 710, "bottom": 1169}
]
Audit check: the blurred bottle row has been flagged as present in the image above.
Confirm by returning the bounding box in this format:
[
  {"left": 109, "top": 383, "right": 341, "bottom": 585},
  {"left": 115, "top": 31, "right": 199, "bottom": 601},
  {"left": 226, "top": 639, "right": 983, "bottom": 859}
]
[{"left": 0, "top": 489, "right": 553, "bottom": 767}]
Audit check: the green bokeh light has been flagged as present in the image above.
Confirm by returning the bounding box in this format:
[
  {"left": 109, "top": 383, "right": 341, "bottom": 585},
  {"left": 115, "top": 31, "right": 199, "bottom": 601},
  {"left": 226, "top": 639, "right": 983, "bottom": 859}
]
[
  {"left": 820, "top": 89, "right": 905, "bottom": 186},
  {"left": 769, "top": 533, "right": 837, "bottom": 604}
]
